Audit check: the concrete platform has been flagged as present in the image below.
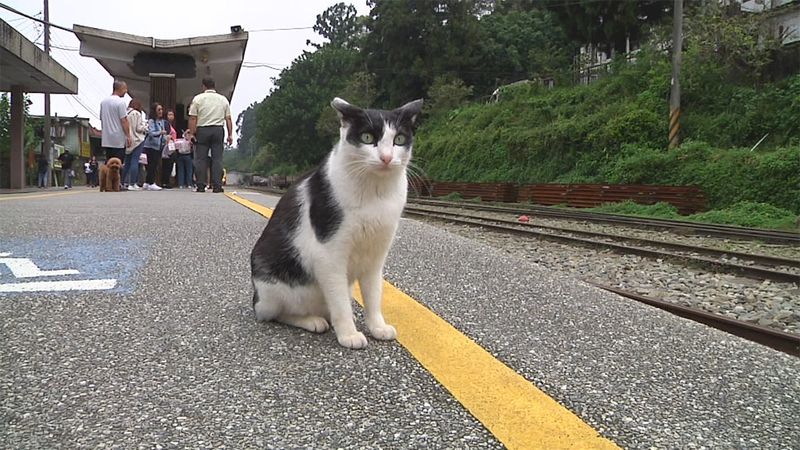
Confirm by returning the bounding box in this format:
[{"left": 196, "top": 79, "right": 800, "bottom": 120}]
[{"left": 1, "top": 188, "right": 798, "bottom": 449}]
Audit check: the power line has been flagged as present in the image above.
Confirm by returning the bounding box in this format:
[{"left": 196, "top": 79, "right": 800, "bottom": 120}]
[
  {"left": 37, "top": 42, "right": 77, "bottom": 51},
  {"left": 248, "top": 26, "right": 313, "bottom": 32},
  {"left": 64, "top": 94, "right": 100, "bottom": 121},
  {"left": 49, "top": 32, "right": 109, "bottom": 102},
  {"left": 0, "top": 2, "right": 73, "bottom": 33},
  {"left": 241, "top": 62, "right": 284, "bottom": 70}
]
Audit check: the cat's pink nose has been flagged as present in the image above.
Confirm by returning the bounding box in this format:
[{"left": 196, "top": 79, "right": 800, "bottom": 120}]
[{"left": 380, "top": 154, "right": 393, "bottom": 165}]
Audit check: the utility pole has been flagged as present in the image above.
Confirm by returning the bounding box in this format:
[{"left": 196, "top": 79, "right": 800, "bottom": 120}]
[
  {"left": 43, "top": 0, "right": 52, "bottom": 185},
  {"left": 668, "top": 0, "right": 683, "bottom": 149}
]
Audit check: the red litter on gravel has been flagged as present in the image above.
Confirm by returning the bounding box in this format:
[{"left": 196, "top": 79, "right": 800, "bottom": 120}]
[{"left": 518, "top": 215, "right": 530, "bottom": 223}]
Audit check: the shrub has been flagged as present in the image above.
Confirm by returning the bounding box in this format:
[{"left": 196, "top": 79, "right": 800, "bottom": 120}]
[
  {"left": 412, "top": 43, "right": 800, "bottom": 214},
  {"left": 439, "top": 192, "right": 463, "bottom": 201},
  {"left": 686, "top": 201, "right": 799, "bottom": 230},
  {"left": 589, "top": 201, "right": 680, "bottom": 218}
]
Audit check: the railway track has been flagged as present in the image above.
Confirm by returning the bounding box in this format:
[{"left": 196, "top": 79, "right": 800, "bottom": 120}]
[
  {"left": 404, "top": 204, "right": 799, "bottom": 355},
  {"left": 586, "top": 282, "right": 800, "bottom": 356},
  {"left": 240, "top": 187, "right": 799, "bottom": 352},
  {"left": 403, "top": 206, "right": 800, "bottom": 283},
  {"left": 407, "top": 198, "right": 800, "bottom": 244}
]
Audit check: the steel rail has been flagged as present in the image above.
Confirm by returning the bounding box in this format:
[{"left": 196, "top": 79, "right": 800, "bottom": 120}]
[
  {"left": 405, "top": 205, "right": 800, "bottom": 269},
  {"left": 407, "top": 198, "right": 800, "bottom": 244},
  {"left": 404, "top": 208, "right": 800, "bottom": 284},
  {"left": 585, "top": 281, "right": 799, "bottom": 357}
]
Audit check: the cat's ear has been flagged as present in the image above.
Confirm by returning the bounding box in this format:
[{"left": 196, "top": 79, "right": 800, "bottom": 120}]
[
  {"left": 396, "top": 99, "right": 423, "bottom": 125},
  {"left": 331, "top": 97, "right": 362, "bottom": 125}
]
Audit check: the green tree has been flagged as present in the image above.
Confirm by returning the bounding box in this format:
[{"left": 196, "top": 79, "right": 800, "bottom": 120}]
[
  {"left": 235, "top": 101, "right": 261, "bottom": 156},
  {"left": 0, "top": 94, "right": 9, "bottom": 155},
  {"left": 0, "top": 93, "right": 39, "bottom": 188},
  {"left": 545, "top": 0, "right": 671, "bottom": 54},
  {"left": 476, "top": 7, "right": 576, "bottom": 90},
  {"left": 254, "top": 46, "right": 361, "bottom": 171},
  {"left": 311, "top": 2, "right": 364, "bottom": 49},
  {"left": 424, "top": 75, "right": 473, "bottom": 116},
  {"left": 364, "top": 0, "right": 485, "bottom": 105},
  {"left": 315, "top": 71, "right": 379, "bottom": 140},
  {"left": 684, "top": 3, "right": 782, "bottom": 85}
]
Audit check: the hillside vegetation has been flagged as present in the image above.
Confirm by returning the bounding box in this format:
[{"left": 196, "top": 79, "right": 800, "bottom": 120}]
[
  {"left": 415, "top": 56, "right": 800, "bottom": 214},
  {"left": 224, "top": 1, "right": 800, "bottom": 228}
]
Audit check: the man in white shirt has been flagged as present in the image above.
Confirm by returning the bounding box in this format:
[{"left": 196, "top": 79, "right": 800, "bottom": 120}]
[
  {"left": 188, "top": 77, "right": 233, "bottom": 193},
  {"left": 99, "top": 80, "right": 131, "bottom": 163}
]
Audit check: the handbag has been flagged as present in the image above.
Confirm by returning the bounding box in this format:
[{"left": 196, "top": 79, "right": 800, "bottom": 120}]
[
  {"left": 163, "top": 140, "right": 177, "bottom": 158},
  {"left": 175, "top": 138, "right": 192, "bottom": 154}
]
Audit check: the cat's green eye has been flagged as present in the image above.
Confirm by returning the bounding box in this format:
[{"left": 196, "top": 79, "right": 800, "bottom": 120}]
[
  {"left": 360, "top": 133, "right": 375, "bottom": 144},
  {"left": 393, "top": 134, "right": 408, "bottom": 146}
]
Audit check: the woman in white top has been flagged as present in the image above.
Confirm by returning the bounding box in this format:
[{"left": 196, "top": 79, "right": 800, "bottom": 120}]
[{"left": 123, "top": 99, "right": 147, "bottom": 190}]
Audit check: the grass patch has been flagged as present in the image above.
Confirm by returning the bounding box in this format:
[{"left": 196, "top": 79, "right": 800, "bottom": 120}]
[
  {"left": 588, "top": 200, "right": 799, "bottom": 230},
  {"left": 685, "top": 201, "right": 799, "bottom": 230},
  {"left": 589, "top": 201, "right": 680, "bottom": 218},
  {"left": 439, "top": 192, "right": 464, "bottom": 201}
]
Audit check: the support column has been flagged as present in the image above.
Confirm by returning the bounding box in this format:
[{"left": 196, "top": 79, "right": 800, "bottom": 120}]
[{"left": 10, "top": 86, "right": 25, "bottom": 189}]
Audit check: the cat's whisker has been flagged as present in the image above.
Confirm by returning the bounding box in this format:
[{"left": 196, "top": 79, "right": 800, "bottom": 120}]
[
  {"left": 342, "top": 161, "right": 370, "bottom": 181},
  {"left": 405, "top": 163, "right": 431, "bottom": 197}
]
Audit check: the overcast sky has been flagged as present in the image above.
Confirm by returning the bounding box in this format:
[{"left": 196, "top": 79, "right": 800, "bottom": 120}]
[{"left": 1, "top": 0, "right": 370, "bottom": 140}]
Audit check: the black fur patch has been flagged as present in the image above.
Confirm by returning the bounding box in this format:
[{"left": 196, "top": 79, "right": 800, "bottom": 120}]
[
  {"left": 307, "top": 162, "right": 343, "bottom": 243},
  {"left": 250, "top": 183, "right": 312, "bottom": 287},
  {"left": 340, "top": 108, "right": 417, "bottom": 149}
]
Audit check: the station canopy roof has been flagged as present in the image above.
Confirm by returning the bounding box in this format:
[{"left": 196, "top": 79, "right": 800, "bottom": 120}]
[
  {"left": 72, "top": 24, "right": 248, "bottom": 110},
  {"left": 0, "top": 19, "right": 78, "bottom": 94}
]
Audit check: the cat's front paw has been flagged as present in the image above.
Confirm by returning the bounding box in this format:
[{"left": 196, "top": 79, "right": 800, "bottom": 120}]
[
  {"left": 304, "top": 316, "right": 330, "bottom": 333},
  {"left": 368, "top": 324, "right": 397, "bottom": 341},
  {"left": 337, "top": 331, "right": 368, "bottom": 349}
]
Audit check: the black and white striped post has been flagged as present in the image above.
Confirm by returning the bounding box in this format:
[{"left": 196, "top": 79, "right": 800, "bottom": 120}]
[{"left": 669, "top": 0, "right": 683, "bottom": 149}]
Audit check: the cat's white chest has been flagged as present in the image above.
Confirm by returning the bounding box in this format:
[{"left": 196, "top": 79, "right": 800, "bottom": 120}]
[{"left": 344, "top": 202, "right": 402, "bottom": 280}]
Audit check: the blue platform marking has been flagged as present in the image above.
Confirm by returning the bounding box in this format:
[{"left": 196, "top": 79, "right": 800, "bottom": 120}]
[{"left": 0, "top": 238, "right": 148, "bottom": 295}]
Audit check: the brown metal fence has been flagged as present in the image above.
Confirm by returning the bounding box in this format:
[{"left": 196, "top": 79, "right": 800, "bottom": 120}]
[
  {"left": 410, "top": 179, "right": 707, "bottom": 214},
  {"left": 516, "top": 184, "right": 707, "bottom": 214},
  {"left": 425, "top": 181, "right": 518, "bottom": 203}
]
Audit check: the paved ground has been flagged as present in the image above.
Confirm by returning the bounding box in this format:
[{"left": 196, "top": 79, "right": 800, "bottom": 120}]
[{"left": 1, "top": 188, "right": 798, "bottom": 449}]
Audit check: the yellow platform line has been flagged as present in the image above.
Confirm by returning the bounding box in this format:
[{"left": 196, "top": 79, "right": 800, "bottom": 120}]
[
  {"left": 0, "top": 190, "right": 87, "bottom": 201},
  {"left": 227, "top": 192, "right": 618, "bottom": 450},
  {"left": 225, "top": 192, "right": 272, "bottom": 218}
]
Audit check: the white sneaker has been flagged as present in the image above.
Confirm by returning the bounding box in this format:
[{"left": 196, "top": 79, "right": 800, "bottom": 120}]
[
  {"left": 128, "top": 184, "right": 141, "bottom": 191},
  {"left": 142, "top": 183, "right": 151, "bottom": 190},
  {"left": 149, "top": 184, "right": 163, "bottom": 191}
]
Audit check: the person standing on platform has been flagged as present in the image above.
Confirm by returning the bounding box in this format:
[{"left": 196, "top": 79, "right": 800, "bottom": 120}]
[
  {"left": 175, "top": 129, "right": 194, "bottom": 189},
  {"left": 143, "top": 102, "right": 168, "bottom": 191},
  {"left": 88, "top": 156, "right": 99, "bottom": 188},
  {"left": 83, "top": 160, "right": 92, "bottom": 186},
  {"left": 37, "top": 152, "right": 49, "bottom": 188},
  {"left": 57, "top": 149, "right": 75, "bottom": 189},
  {"left": 123, "top": 99, "right": 147, "bottom": 191},
  {"left": 160, "top": 109, "right": 180, "bottom": 189},
  {"left": 100, "top": 80, "right": 131, "bottom": 163},
  {"left": 188, "top": 77, "right": 233, "bottom": 193}
]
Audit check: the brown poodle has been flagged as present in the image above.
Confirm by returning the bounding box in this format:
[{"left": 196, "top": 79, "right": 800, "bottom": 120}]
[{"left": 100, "top": 157, "right": 122, "bottom": 192}]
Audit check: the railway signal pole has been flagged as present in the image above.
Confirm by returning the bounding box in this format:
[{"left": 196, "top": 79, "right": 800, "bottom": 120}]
[{"left": 669, "top": 0, "right": 683, "bottom": 149}]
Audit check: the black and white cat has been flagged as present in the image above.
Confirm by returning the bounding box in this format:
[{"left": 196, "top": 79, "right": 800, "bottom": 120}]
[{"left": 250, "top": 97, "right": 423, "bottom": 349}]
